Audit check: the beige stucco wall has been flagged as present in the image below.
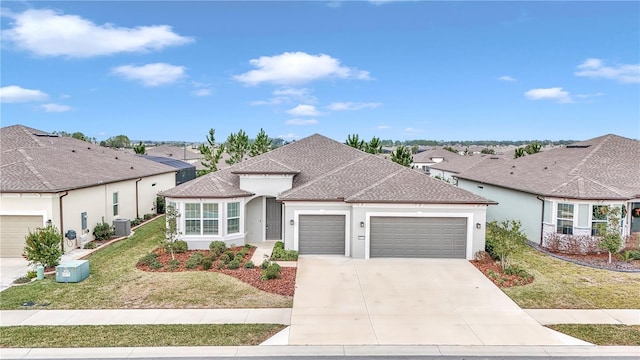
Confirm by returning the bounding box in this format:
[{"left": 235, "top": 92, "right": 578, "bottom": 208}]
[{"left": 0, "top": 193, "right": 54, "bottom": 227}]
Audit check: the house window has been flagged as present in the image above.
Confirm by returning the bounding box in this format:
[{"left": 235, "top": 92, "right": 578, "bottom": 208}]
[
  {"left": 591, "top": 205, "right": 608, "bottom": 236},
  {"left": 556, "top": 203, "right": 574, "bottom": 235},
  {"left": 227, "top": 202, "right": 240, "bottom": 234},
  {"left": 81, "top": 212, "right": 87, "bottom": 230},
  {"left": 185, "top": 203, "right": 201, "bottom": 235},
  {"left": 113, "top": 192, "right": 119, "bottom": 216},
  {"left": 203, "top": 203, "right": 219, "bottom": 235}
]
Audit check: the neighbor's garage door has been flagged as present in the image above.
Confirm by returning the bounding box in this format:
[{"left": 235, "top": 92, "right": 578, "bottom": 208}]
[
  {"left": 370, "top": 217, "right": 467, "bottom": 258},
  {"left": 0, "top": 215, "right": 43, "bottom": 257},
  {"left": 298, "top": 215, "right": 345, "bottom": 255}
]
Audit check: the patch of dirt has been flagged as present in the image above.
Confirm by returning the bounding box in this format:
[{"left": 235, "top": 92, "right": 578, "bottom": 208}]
[
  {"left": 470, "top": 252, "right": 534, "bottom": 288},
  {"left": 136, "top": 246, "right": 296, "bottom": 297}
]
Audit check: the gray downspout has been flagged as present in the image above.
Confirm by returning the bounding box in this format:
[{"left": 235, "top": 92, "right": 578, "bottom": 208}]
[
  {"left": 59, "top": 191, "right": 69, "bottom": 253},
  {"left": 135, "top": 178, "right": 142, "bottom": 219},
  {"left": 536, "top": 195, "right": 544, "bottom": 245}
]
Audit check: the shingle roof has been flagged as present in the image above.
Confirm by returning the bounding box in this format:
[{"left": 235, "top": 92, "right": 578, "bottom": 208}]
[
  {"left": 1, "top": 125, "right": 176, "bottom": 192},
  {"left": 231, "top": 158, "right": 300, "bottom": 175},
  {"left": 161, "top": 134, "right": 494, "bottom": 204},
  {"left": 412, "top": 149, "right": 457, "bottom": 163},
  {"left": 429, "top": 154, "right": 496, "bottom": 174},
  {"left": 145, "top": 145, "right": 203, "bottom": 161},
  {"left": 457, "top": 134, "right": 640, "bottom": 200}
]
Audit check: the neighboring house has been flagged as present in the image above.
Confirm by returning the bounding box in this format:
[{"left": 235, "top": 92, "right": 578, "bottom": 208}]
[
  {"left": 456, "top": 134, "right": 640, "bottom": 245},
  {"left": 0, "top": 125, "right": 177, "bottom": 257},
  {"left": 161, "top": 134, "right": 495, "bottom": 260},
  {"left": 139, "top": 155, "right": 196, "bottom": 185},
  {"left": 429, "top": 154, "right": 499, "bottom": 184},
  {"left": 411, "top": 149, "right": 459, "bottom": 174},
  {"left": 145, "top": 144, "right": 231, "bottom": 171}
]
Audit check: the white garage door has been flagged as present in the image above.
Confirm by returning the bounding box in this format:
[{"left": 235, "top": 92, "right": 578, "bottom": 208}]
[
  {"left": 0, "top": 215, "right": 43, "bottom": 258},
  {"left": 370, "top": 217, "right": 467, "bottom": 258},
  {"left": 298, "top": 215, "right": 345, "bottom": 255}
]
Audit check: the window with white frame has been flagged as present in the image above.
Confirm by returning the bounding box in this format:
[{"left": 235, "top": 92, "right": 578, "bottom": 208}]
[
  {"left": 591, "top": 205, "right": 608, "bottom": 236},
  {"left": 556, "top": 203, "right": 574, "bottom": 235},
  {"left": 203, "top": 203, "right": 219, "bottom": 235},
  {"left": 227, "top": 202, "right": 240, "bottom": 234},
  {"left": 185, "top": 203, "right": 201, "bottom": 235},
  {"left": 113, "top": 192, "right": 119, "bottom": 216}
]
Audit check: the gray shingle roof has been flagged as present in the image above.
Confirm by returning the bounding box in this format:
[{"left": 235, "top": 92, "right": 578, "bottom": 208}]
[
  {"left": 412, "top": 149, "right": 458, "bottom": 163},
  {"left": 1, "top": 125, "right": 176, "bottom": 192},
  {"left": 161, "top": 134, "right": 494, "bottom": 204},
  {"left": 429, "top": 154, "right": 496, "bottom": 174},
  {"left": 457, "top": 134, "right": 640, "bottom": 200}
]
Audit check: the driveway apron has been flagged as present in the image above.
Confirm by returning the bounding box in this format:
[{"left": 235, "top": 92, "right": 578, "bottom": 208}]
[{"left": 289, "top": 256, "right": 562, "bottom": 346}]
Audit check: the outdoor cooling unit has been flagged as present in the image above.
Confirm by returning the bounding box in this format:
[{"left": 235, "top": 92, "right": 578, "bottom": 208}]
[{"left": 113, "top": 218, "right": 131, "bottom": 237}]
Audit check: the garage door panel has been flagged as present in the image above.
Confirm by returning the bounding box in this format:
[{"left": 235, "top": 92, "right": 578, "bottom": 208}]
[
  {"left": 370, "top": 217, "right": 467, "bottom": 258},
  {"left": 299, "top": 215, "right": 345, "bottom": 255},
  {"left": 0, "top": 215, "right": 43, "bottom": 258}
]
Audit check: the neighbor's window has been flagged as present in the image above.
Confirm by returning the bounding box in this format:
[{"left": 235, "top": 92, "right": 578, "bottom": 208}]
[
  {"left": 556, "top": 203, "right": 574, "bottom": 235},
  {"left": 227, "top": 202, "right": 240, "bottom": 234},
  {"left": 203, "top": 203, "right": 219, "bottom": 235},
  {"left": 591, "top": 205, "right": 608, "bottom": 236},
  {"left": 185, "top": 203, "right": 201, "bottom": 235},
  {"left": 112, "top": 192, "right": 119, "bottom": 216}
]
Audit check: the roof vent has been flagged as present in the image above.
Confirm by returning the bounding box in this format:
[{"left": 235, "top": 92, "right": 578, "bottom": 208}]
[
  {"left": 566, "top": 144, "right": 591, "bottom": 148},
  {"left": 115, "top": 156, "right": 118, "bottom": 160},
  {"left": 71, "top": 149, "right": 75, "bottom": 153},
  {"left": 130, "top": 166, "right": 134, "bottom": 169},
  {"left": 510, "top": 171, "right": 514, "bottom": 175}
]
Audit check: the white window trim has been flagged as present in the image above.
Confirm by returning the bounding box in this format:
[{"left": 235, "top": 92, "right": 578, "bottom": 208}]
[
  {"left": 226, "top": 202, "right": 241, "bottom": 235},
  {"left": 177, "top": 199, "right": 243, "bottom": 239},
  {"left": 556, "top": 203, "right": 575, "bottom": 235}
]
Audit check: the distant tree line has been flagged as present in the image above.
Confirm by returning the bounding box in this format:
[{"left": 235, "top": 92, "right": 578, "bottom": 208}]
[{"left": 379, "top": 139, "right": 576, "bottom": 147}]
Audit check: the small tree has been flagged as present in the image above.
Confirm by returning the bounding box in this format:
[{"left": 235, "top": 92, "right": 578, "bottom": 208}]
[
  {"left": 250, "top": 128, "right": 272, "bottom": 157},
  {"left": 524, "top": 141, "right": 542, "bottom": 155},
  {"left": 345, "top": 134, "right": 364, "bottom": 150},
  {"left": 163, "top": 204, "right": 181, "bottom": 260},
  {"left": 514, "top": 147, "right": 527, "bottom": 159},
  {"left": 364, "top": 136, "right": 383, "bottom": 154},
  {"left": 391, "top": 145, "right": 414, "bottom": 167},
  {"left": 598, "top": 206, "right": 622, "bottom": 263},
  {"left": 485, "top": 220, "right": 527, "bottom": 270},
  {"left": 133, "top": 141, "right": 146, "bottom": 154},
  {"left": 198, "top": 128, "right": 225, "bottom": 176},
  {"left": 23, "top": 225, "right": 63, "bottom": 268}
]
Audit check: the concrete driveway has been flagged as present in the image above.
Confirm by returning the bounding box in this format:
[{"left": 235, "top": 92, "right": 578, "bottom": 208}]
[
  {"left": 289, "top": 256, "right": 562, "bottom": 346},
  {"left": 0, "top": 257, "right": 30, "bottom": 292}
]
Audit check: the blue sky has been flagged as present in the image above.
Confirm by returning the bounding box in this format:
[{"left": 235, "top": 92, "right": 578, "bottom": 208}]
[{"left": 1, "top": 1, "right": 638, "bottom": 143}]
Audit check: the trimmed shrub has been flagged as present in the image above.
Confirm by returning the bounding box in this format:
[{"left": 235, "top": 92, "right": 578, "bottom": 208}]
[
  {"left": 167, "top": 259, "right": 181, "bottom": 271},
  {"left": 26, "top": 270, "right": 37, "bottom": 279},
  {"left": 170, "top": 240, "right": 188, "bottom": 254},
  {"left": 83, "top": 241, "right": 97, "bottom": 250},
  {"left": 274, "top": 241, "right": 285, "bottom": 250},
  {"left": 234, "top": 253, "right": 244, "bottom": 262},
  {"left": 209, "top": 241, "right": 227, "bottom": 257},
  {"left": 137, "top": 252, "right": 158, "bottom": 266},
  {"left": 185, "top": 253, "right": 204, "bottom": 269},
  {"left": 261, "top": 262, "right": 281, "bottom": 280},
  {"left": 201, "top": 258, "right": 213, "bottom": 270},
  {"left": 260, "top": 258, "right": 270, "bottom": 270},
  {"left": 93, "top": 221, "right": 114, "bottom": 241},
  {"left": 219, "top": 253, "right": 232, "bottom": 264},
  {"left": 244, "top": 261, "right": 255, "bottom": 269},
  {"left": 227, "top": 259, "right": 240, "bottom": 270},
  {"left": 23, "top": 225, "right": 63, "bottom": 268},
  {"left": 271, "top": 247, "right": 298, "bottom": 261},
  {"left": 149, "top": 260, "right": 163, "bottom": 270},
  {"left": 130, "top": 218, "right": 143, "bottom": 227}
]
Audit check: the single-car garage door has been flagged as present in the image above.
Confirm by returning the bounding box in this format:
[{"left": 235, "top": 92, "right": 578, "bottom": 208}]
[
  {"left": 298, "top": 215, "right": 345, "bottom": 255},
  {"left": 370, "top": 217, "right": 467, "bottom": 258},
  {"left": 0, "top": 215, "right": 43, "bottom": 258}
]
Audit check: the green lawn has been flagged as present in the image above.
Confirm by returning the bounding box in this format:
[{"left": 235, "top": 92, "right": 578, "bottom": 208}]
[
  {"left": 0, "top": 217, "right": 292, "bottom": 309},
  {"left": 502, "top": 247, "right": 640, "bottom": 309},
  {"left": 0, "top": 324, "right": 285, "bottom": 347},
  {"left": 548, "top": 324, "right": 640, "bottom": 346}
]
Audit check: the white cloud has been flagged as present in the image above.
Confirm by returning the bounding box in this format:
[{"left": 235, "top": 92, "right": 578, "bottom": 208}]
[
  {"left": 524, "top": 87, "right": 572, "bottom": 104},
  {"left": 377, "top": 125, "right": 390, "bottom": 129},
  {"left": 2, "top": 9, "right": 192, "bottom": 58},
  {"left": 234, "top": 52, "right": 371, "bottom": 86},
  {"left": 326, "top": 102, "right": 381, "bottom": 111},
  {"left": 286, "top": 119, "right": 318, "bottom": 125},
  {"left": 575, "top": 58, "right": 640, "bottom": 84},
  {"left": 40, "top": 103, "right": 71, "bottom": 112},
  {"left": 251, "top": 87, "right": 317, "bottom": 106},
  {"left": 278, "top": 133, "right": 299, "bottom": 140},
  {"left": 575, "top": 92, "right": 604, "bottom": 99},
  {"left": 498, "top": 75, "right": 516, "bottom": 82},
  {"left": 404, "top": 127, "right": 422, "bottom": 134},
  {"left": 112, "top": 63, "right": 186, "bottom": 87},
  {"left": 286, "top": 104, "right": 321, "bottom": 116},
  {"left": 0, "top": 85, "right": 49, "bottom": 103},
  {"left": 191, "top": 89, "right": 211, "bottom": 97}
]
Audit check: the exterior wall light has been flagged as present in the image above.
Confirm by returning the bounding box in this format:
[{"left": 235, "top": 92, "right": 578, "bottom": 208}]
[
  {"left": 360, "top": 221, "right": 365, "bottom": 228},
  {"left": 290, "top": 219, "right": 294, "bottom": 225},
  {"left": 476, "top": 223, "right": 482, "bottom": 229}
]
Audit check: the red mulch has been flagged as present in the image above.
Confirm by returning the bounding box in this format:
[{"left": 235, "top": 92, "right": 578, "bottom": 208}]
[
  {"left": 135, "top": 246, "right": 296, "bottom": 297},
  {"left": 470, "top": 252, "right": 534, "bottom": 288}
]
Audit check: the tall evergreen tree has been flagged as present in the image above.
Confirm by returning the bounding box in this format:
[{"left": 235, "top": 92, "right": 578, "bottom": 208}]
[
  {"left": 198, "top": 128, "right": 225, "bottom": 176},
  {"left": 250, "top": 128, "right": 272, "bottom": 157},
  {"left": 391, "top": 145, "right": 414, "bottom": 167},
  {"left": 345, "top": 134, "right": 364, "bottom": 150},
  {"left": 364, "top": 136, "right": 383, "bottom": 154},
  {"left": 226, "top": 129, "right": 250, "bottom": 165}
]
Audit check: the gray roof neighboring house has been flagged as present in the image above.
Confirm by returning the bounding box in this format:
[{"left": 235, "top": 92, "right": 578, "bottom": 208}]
[
  {"left": 429, "top": 153, "right": 497, "bottom": 174},
  {"left": 456, "top": 134, "right": 640, "bottom": 200},
  {"left": 161, "top": 134, "right": 495, "bottom": 205},
  {"left": 412, "top": 149, "right": 458, "bottom": 163},
  {"left": 1, "top": 125, "right": 176, "bottom": 193},
  {"left": 145, "top": 145, "right": 203, "bottom": 161}
]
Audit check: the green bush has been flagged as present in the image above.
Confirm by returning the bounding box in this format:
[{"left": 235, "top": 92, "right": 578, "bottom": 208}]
[
  {"left": 234, "top": 253, "right": 244, "bottom": 262},
  {"left": 93, "top": 221, "right": 115, "bottom": 241},
  {"left": 504, "top": 264, "right": 532, "bottom": 281},
  {"left": 485, "top": 220, "right": 527, "bottom": 270},
  {"left": 274, "top": 241, "right": 285, "bottom": 250},
  {"left": 244, "top": 261, "right": 255, "bottom": 269},
  {"left": 260, "top": 258, "right": 270, "bottom": 270},
  {"left": 167, "top": 259, "right": 181, "bottom": 271},
  {"left": 169, "top": 240, "right": 188, "bottom": 254},
  {"left": 619, "top": 250, "right": 640, "bottom": 262},
  {"left": 185, "top": 253, "right": 204, "bottom": 269},
  {"left": 23, "top": 225, "right": 63, "bottom": 268},
  {"left": 130, "top": 218, "right": 143, "bottom": 227},
  {"left": 143, "top": 213, "right": 155, "bottom": 221},
  {"left": 26, "top": 270, "right": 37, "bottom": 279},
  {"left": 201, "top": 258, "right": 213, "bottom": 270},
  {"left": 209, "top": 241, "right": 227, "bottom": 257},
  {"left": 83, "top": 241, "right": 97, "bottom": 249},
  {"left": 137, "top": 252, "right": 158, "bottom": 266},
  {"left": 238, "top": 249, "right": 248, "bottom": 257},
  {"left": 219, "top": 253, "right": 232, "bottom": 264},
  {"left": 149, "top": 260, "right": 163, "bottom": 270},
  {"left": 261, "top": 262, "right": 281, "bottom": 280},
  {"left": 227, "top": 259, "right": 240, "bottom": 270},
  {"left": 243, "top": 243, "right": 252, "bottom": 249},
  {"left": 271, "top": 247, "right": 298, "bottom": 261},
  {"left": 223, "top": 250, "right": 235, "bottom": 259}
]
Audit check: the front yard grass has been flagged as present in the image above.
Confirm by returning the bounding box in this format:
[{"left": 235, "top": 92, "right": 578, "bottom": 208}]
[
  {"left": 547, "top": 324, "right": 640, "bottom": 346},
  {"left": 0, "top": 324, "right": 285, "bottom": 347},
  {"left": 502, "top": 247, "right": 640, "bottom": 309},
  {"left": 0, "top": 217, "right": 292, "bottom": 309}
]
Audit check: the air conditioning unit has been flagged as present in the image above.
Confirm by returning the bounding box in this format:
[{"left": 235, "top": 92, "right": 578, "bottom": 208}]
[{"left": 113, "top": 218, "right": 131, "bottom": 237}]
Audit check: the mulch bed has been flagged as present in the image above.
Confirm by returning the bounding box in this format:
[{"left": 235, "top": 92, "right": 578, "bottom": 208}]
[
  {"left": 470, "top": 252, "right": 534, "bottom": 288},
  {"left": 136, "top": 246, "right": 296, "bottom": 297},
  {"left": 528, "top": 242, "right": 640, "bottom": 272}
]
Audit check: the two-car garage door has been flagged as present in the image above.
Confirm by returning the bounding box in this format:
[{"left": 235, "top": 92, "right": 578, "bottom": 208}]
[
  {"left": 0, "top": 215, "right": 43, "bottom": 258},
  {"left": 370, "top": 217, "right": 467, "bottom": 258}
]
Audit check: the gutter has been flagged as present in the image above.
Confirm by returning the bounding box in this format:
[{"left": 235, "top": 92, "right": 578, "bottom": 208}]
[
  {"left": 135, "top": 178, "right": 142, "bottom": 219},
  {"left": 58, "top": 191, "right": 69, "bottom": 253},
  {"left": 536, "top": 195, "right": 544, "bottom": 245}
]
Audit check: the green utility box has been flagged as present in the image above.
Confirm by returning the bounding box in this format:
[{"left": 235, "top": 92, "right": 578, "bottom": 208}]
[{"left": 56, "top": 260, "right": 89, "bottom": 283}]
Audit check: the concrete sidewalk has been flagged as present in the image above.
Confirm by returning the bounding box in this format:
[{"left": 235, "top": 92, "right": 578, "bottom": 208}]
[
  {"left": 526, "top": 309, "right": 640, "bottom": 325},
  {"left": 2, "top": 344, "right": 640, "bottom": 359}
]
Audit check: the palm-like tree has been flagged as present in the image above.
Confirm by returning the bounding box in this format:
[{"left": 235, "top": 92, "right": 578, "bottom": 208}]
[{"left": 345, "top": 134, "right": 364, "bottom": 150}]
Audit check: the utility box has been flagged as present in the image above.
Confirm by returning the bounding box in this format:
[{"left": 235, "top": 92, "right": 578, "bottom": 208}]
[
  {"left": 113, "top": 218, "right": 131, "bottom": 237},
  {"left": 56, "top": 260, "right": 90, "bottom": 283}
]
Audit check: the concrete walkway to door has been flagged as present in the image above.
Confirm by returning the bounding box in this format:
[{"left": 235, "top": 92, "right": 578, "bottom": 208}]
[{"left": 289, "top": 256, "right": 563, "bottom": 346}]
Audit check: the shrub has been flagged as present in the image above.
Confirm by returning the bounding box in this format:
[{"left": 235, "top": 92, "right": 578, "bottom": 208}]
[
  {"left": 504, "top": 264, "right": 532, "bottom": 281},
  {"left": 83, "top": 242, "right": 97, "bottom": 249},
  {"left": 201, "top": 258, "right": 213, "bottom": 270},
  {"left": 93, "top": 221, "right": 114, "bottom": 241},
  {"left": 486, "top": 220, "right": 527, "bottom": 270},
  {"left": 271, "top": 247, "right": 298, "bottom": 261},
  {"left": 169, "top": 240, "right": 188, "bottom": 254},
  {"left": 243, "top": 244, "right": 252, "bottom": 249},
  {"left": 137, "top": 252, "right": 158, "bottom": 266},
  {"left": 144, "top": 213, "right": 155, "bottom": 221},
  {"left": 223, "top": 250, "right": 235, "bottom": 259},
  {"left": 244, "top": 261, "right": 255, "bottom": 269},
  {"left": 23, "top": 225, "right": 63, "bottom": 268},
  {"left": 26, "top": 270, "right": 37, "bottom": 279},
  {"left": 619, "top": 250, "right": 640, "bottom": 262},
  {"left": 261, "top": 262, "right": 281, "bottom": 280},
  {"left": 260, "top": 258, "right": 270, "bottom": 270},
  {"left": 238, "top": 249, "right": 248, "bottom": 257},
  {"left": 227, "top": 259, "right": 240, "bottom": 270},
  {"left": 274, "top": 241, "right": 285, "bottom": 250},
  {"left": 130, "top": 218, "right": 143, "bottom": 227},
  {"left": 167, "top": 259, "right": 181, "bottom": 271},
  {"left": 209, "top": 241, "right": 227, "bottom": 257},
  {"left": 149, "top": 260, "right": 163, "bottom": 270},
  {"left": 219, "top": 253, "right": 232, "bottom": 264},
  {"left": 185, "top": 253, "right": 204, "bottom": 269},
  {"left": 234, "top": 253, "right": 244, "bottom": 262}
]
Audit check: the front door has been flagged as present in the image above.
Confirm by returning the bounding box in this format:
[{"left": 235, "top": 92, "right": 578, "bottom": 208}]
[{"left": 266, "top": 197, "right": 282, "bottom": 240}]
